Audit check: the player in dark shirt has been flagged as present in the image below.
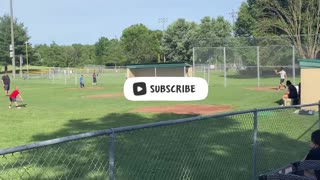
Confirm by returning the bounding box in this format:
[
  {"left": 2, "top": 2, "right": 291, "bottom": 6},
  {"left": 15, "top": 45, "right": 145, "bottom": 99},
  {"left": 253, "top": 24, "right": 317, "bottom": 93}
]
[
  {"left": 1, "top": 72, "right": 10, "bottom": 96},
  {"left": 282, "top": 80, "right": 298, "bottom": 105},
  {"left": 303, "top": 130, "right": 320, "bottom": 179},
  {"left": 92, "top": 72, "right": 97, "bottom": 85}
]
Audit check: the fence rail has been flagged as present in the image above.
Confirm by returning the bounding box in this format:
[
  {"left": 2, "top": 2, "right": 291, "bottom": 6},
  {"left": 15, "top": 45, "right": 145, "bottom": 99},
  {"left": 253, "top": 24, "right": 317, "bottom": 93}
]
[{"left": 1, "top": 103, "right": 319, "bottom": 179}]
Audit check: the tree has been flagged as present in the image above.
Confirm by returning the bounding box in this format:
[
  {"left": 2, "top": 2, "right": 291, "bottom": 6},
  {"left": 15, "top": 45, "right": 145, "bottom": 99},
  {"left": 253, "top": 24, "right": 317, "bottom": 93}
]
[
  {"left": 121, "top": 24, "right": 159, "bottom": 64},
  {"left": 162, "top": 19, "right": 197, "bottom": 63},
  {"left": 72, "top": 44, "right": 96, "bottom": 67},
  {"left": 34, "top": 43, "right": 96, "bottom": 67},
  {"left": 150, "top": 30, "right": 162, "bottom": 63},
  {"left": 0, "top": 15, "right": 30, "bottom": 71},
  {"left": 95, "top": 37, "right": 110, "bottom": 64},
  {"left": 257, "top": 0, "right": 320, "bottom": 58},
  {"left": 235, "top": 0, "right": 320, "bottom": 58},
  {"left": 94, "top": 37, "right": 126, "bottom": 65},
  {"left": 104, "top": 39, "right": 127, "bottom": 66},
  {"left": 235, "top": 2, "right": 257, "bottom": 38}
]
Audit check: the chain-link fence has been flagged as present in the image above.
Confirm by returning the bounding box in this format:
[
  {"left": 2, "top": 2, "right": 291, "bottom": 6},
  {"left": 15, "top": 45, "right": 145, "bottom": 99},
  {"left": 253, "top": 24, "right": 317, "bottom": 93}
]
[
  {"left": 193, "top": 46, "right": 300, "bottom": 87},
  {"left": 0, "top": 103, "right": 319, "bottom": 180},
  {"left": 11, "top": 66, "right": 127, "bottom": 86}
]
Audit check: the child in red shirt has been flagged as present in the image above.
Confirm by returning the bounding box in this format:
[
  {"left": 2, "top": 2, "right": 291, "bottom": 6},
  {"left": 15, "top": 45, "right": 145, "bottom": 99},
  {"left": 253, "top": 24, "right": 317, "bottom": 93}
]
[{"left": 9, "top": 86, "right": 23, "bottom": 109}]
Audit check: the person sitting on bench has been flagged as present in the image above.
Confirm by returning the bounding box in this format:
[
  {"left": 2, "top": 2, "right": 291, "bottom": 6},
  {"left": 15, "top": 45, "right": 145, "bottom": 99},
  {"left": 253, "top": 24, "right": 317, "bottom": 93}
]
[
  {"left": 282, "top": 80, "right": 298, "bottom": 106},
  {"left": 302, "top": 130, "right": 320, "bottom": 179}
]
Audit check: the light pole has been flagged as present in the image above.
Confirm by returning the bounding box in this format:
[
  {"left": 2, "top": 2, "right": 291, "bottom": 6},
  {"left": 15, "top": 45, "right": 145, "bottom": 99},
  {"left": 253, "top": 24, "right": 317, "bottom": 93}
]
[
  {"left": 10, "top": 0, "right": 16, "bottom": 79},
  {"left": 158, "top": 18, "right": 168, "bottom": 62},
  {"left": 229, "top": 9, "right": 238, "bottom": 36},
  {"left": 25, "top": 41, "right": 29, "bottom": 75}
]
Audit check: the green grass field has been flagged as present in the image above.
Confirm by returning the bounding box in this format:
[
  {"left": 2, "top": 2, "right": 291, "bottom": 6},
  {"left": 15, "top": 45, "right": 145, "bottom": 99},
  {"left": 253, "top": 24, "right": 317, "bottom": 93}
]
[
  {"left": 0, "top": 70, "right": 295, "bottom": 148},
  {"left": 0, "top": 68, "right": 318, "bottom": 179}
]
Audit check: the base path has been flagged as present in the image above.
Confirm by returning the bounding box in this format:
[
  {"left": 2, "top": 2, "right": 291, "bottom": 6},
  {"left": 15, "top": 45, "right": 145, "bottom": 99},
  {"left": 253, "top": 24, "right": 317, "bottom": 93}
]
[{"left": 132, "top": 104, "right": 233, "bottom": 115}]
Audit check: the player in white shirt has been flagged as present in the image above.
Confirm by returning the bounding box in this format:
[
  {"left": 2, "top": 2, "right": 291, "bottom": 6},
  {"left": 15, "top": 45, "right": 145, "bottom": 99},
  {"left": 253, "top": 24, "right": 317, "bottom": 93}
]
[{"left": 274, "top": 67, "right": 287, "bottom": 90}]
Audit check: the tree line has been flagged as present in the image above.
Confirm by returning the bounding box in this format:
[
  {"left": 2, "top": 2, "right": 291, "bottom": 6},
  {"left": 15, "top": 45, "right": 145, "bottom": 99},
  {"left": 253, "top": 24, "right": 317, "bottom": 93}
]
[{"left": 0, "top": 0, "right": 319, "bottom": 69}]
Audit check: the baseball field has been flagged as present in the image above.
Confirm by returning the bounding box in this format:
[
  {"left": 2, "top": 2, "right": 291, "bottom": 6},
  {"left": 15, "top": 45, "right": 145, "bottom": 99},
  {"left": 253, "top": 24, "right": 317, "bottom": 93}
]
[
  {"left": 1, "top": 67, "right": 318, "bottom": 179},
  {"left": 0, "top": 67, "right": 303, "bottom": 148}
]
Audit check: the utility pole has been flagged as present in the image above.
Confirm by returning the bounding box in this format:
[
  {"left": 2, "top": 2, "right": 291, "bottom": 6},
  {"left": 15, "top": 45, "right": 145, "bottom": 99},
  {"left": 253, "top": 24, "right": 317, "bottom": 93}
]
[
  {"left": 10, "top": 0, "right": 16, "bottom": 79},
  {"left": 158, "top": 18, "right": 168, "bottom": 62},
  {"left": 229, "top": 9, "right": 238, "bottom": 36}
]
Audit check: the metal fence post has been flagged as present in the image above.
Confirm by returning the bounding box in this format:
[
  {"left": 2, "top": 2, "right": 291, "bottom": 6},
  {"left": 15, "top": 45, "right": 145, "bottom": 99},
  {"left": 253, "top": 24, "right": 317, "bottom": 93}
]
[
  {"left": 109, "top": 129, "right": 115, "bottom": 180},
  {"left": 292, "top": 46, "right": 296, "bottom": 85},
  {"left": 318, "top": 101, "right": 320, "bottom": 129},
  {"left": 253, "top": 109, "right": 258, "bottom": 180},
  {"left": 224, "top": 47, "right": 227, "bottom": 88},
  {"left": 257, "top": 46, "right": 260, "bottom": 87},
  {"left": 192, "top": 47, "right": 195, "bottom": 77}
]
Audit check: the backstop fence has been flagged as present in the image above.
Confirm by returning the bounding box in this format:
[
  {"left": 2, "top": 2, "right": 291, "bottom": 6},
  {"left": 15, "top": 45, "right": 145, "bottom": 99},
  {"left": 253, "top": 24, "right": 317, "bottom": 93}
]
[
  {"left": 0, "top": 103, "right": 319, "bottom": 180},
  {"left": 193, "top": 45, "right": 299, "bottom": 87}
]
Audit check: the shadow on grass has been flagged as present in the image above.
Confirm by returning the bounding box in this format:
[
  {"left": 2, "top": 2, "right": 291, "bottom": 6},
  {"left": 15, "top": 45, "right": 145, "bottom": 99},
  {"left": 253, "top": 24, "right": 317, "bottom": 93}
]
[
  {"left": 19, "top": 104, "right": 27, "bottom": 107},
  {"left": 32, "top": 113, "right": 196, "bottom": 141},
  {"left": 0, "top": 113, "right": 315, "bottom": 179},
  {"left": 274, "top": 99, "right": 283, "bottom": 105}
]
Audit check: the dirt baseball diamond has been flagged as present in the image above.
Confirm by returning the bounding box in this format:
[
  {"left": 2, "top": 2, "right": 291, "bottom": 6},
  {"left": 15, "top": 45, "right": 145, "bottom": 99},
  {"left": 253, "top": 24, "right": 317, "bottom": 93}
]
[
  {"left": 86, "top": 93, "right": 123, "bottom": 98},
  {"left": 132, "top": 104, "right": 233, "bottom": 115},
  {"left": 246, "top": 86, "right": 280, "bottom": 91}
]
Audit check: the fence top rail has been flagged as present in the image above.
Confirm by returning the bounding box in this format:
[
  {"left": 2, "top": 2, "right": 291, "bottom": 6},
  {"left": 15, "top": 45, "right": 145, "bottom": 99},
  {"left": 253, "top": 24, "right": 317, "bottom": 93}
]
[
  {"left": 0, "top": 103, "right": 319, "bottom": 155},
  {"left": 0, "top": 129, "right": 112, "bottom": 155},
  {"left": 193, "top": 45, "right": 295, "bottom": 49}
]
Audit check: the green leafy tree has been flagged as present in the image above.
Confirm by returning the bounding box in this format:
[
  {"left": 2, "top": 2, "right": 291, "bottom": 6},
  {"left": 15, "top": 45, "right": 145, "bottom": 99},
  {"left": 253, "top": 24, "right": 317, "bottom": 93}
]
[
  {"left": 150, "top": 30, "right": 162, "bottom": 63},
  {"left": 95, "top": 38, "right": 126, "bottom": 65},
  {"left": 236, "top": 0, "right": 320, "bottom": 58},
  {"left": 197, "top": 16, "right": 234, "bottom": 45},
  {"left": 95, "top": 37, "right": 110, "bottom": 64},
  {"left": 104, "top": 39, "right": 127, "bottom": 66},
  {"left": 235, "top": 1, "right": 258, "bottom": 38},
  {"left": 121, "top": 24, "right": 159, "bottom": 64},
  {"left": 72, "top": 44, "right": 96, "bottom": 67},
  {"left": 257, "top": 0, "right": 320, "bottom": 58},
  {"left": 192, "top": 16, "right": 234, "bottom": 64},
  {"left": 34, "top": 43, "right": 96, "bottom": 67},
  {"left": 0, "top": 15, "right": 31, "bottom": 71},
  {"left": 33, "top": 44, "right": 49, "bottom": 66},
  {"left": 162, "top": 19, "right": 197, "bottom": 63}
]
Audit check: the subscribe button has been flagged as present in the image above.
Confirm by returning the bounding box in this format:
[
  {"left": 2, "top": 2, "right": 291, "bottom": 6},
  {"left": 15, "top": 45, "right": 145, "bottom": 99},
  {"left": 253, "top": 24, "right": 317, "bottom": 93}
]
[{"left": 124, "top": 77, "right": 208, "bottom": 101}]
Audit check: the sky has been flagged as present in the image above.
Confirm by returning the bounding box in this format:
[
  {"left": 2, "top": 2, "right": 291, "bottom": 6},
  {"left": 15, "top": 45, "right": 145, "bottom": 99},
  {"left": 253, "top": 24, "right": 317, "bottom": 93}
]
[{"left": 0, "top": 0, "right": 245, "bottom": 45}]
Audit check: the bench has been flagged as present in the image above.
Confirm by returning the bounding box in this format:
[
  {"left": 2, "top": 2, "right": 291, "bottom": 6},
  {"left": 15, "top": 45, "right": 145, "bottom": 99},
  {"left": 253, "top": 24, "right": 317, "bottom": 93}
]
[
  {"left": 259, "top": 160, "right": 320, "bottom": 180},
  {"left": 284, "top": 98, "right": 300, "bottom": 106}
]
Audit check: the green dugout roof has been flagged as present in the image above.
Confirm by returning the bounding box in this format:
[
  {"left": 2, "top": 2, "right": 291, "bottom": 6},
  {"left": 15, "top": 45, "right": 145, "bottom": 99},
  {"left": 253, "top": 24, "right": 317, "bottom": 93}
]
[
  {"left": 298, "top": 59, "right": 320, "bottom": 69},
  {"left": 127, "top": 62, "right": 191, "bottom": 69}
]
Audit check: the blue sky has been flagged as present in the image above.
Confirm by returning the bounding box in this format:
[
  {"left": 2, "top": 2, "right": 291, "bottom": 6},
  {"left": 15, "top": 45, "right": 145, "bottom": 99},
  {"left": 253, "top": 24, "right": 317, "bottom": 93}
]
[{"left": 0, "top": 0, "right": 245, "bottom": 45}]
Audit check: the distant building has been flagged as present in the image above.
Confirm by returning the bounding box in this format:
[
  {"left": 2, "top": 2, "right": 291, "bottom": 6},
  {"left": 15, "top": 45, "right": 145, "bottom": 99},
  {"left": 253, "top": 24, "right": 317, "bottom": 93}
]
[{"left": 126, "top": 62, "right": 192, "bottom": 78}]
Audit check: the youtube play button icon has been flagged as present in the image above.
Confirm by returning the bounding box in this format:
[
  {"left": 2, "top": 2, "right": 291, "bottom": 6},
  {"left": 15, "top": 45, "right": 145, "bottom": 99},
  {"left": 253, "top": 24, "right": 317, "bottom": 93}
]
[{"left": 133, "top": 82, "right": 147, "bottom": 96}]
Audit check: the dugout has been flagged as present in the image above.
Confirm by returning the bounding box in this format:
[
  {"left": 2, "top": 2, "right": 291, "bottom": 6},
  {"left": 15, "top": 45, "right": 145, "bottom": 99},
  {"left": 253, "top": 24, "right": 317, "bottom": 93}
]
[
  {"left": 298, "top": 59, "right": 320, "bottom": 111},
  {"left": 126, "top": 62, "right": 192, "bottom": 78}
]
